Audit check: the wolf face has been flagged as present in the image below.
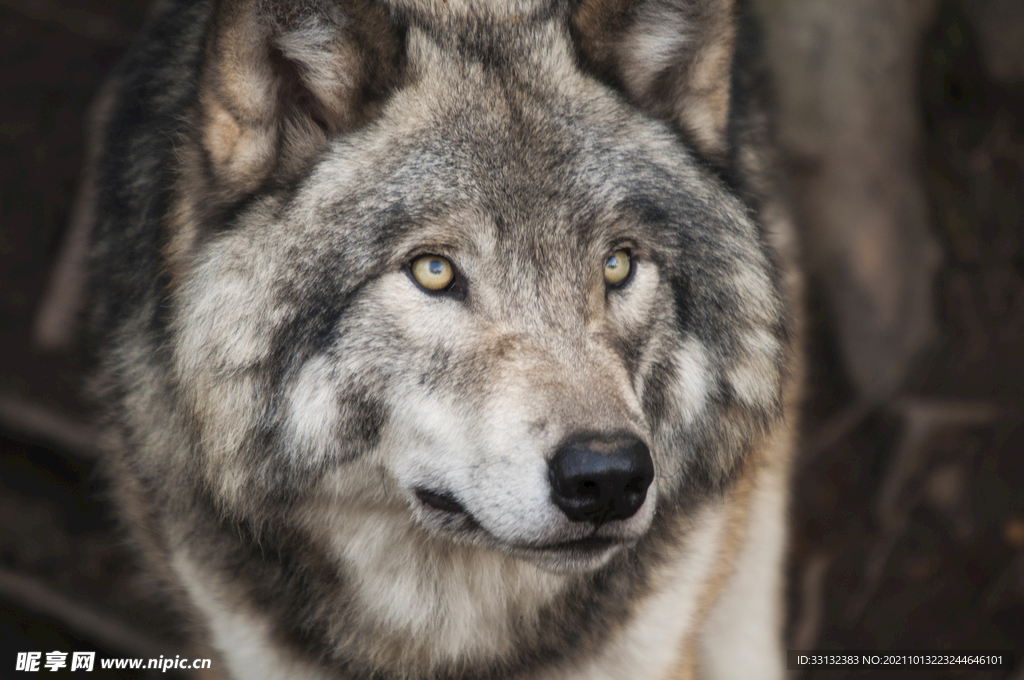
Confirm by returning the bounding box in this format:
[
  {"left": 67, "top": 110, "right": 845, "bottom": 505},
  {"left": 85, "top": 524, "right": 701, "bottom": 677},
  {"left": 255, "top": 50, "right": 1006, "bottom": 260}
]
[
  {"left": 172, "top": 15, "right": 780, "bottom": 564},
  {"left": 90, "top": 0, "right": 792, "bottom": 676}
]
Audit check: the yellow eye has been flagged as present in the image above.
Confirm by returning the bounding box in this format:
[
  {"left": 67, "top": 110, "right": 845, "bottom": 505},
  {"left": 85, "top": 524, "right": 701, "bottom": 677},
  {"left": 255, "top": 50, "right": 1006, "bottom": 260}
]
[
  {"left": 411, "top": 255, "right": 455, "bottom": 291},
  {"left": 604, "top": 250, "right": 631, "bottom": 286}
]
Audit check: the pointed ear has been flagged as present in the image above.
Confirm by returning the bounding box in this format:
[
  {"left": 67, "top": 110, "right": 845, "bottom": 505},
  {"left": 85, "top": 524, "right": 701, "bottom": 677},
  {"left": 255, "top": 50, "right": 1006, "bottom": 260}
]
[
  {"left": 573, "top": 0, "right": 737, "bottom": 160},
  {"left": 197, "top": 0, "right": 402, "bottom": 198}
]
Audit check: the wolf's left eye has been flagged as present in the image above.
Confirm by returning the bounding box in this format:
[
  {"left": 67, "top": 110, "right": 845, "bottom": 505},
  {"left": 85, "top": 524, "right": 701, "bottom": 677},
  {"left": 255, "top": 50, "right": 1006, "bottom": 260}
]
[
  {"left": 604, "top": 250, "right": 632, "bottom": 287},
  {"left": 411, "top": 255, "right": 455, "bottom": 292}
]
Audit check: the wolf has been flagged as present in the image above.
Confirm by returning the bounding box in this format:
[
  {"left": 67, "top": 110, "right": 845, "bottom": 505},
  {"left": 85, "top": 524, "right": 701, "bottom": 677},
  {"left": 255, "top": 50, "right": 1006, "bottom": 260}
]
[{"left": 82, "top": 0, "right": 802, "bottom": 677}]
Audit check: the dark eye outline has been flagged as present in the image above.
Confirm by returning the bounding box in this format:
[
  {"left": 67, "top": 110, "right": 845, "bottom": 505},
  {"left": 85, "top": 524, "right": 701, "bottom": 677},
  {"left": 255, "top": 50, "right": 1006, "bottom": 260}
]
[
  {"left": 405, "top": 254, "right": 466, "bottom": 300},
  {"left": 604, "top": 248, "right": 635, "bottom": 289}
]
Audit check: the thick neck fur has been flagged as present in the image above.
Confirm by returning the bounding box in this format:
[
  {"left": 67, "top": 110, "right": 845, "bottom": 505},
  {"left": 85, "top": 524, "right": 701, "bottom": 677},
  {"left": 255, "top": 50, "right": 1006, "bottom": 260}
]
[{"left": 173, "top": 489, "right": 715, "bottom": 680}]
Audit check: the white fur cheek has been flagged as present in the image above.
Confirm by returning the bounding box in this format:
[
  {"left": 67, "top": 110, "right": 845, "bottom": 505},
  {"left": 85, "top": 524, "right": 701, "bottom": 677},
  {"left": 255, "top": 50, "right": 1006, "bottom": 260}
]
[
  {"left": 285, "top": 356, "right": 341, "bottom": 465},
  {"left": 169, "top": 244, "right": 300, "bottom": 501},
  {"left": 173, "top": 241, "right": 295, "bottom": 381},
  {"left": 318, "top": 497, "right": 565, "bottom": 663},
  {"left": 174, "top": 274, "right": 271, "bottom": 380},
  {"left": 726, "top": 329, "right": 781, "bottom": 410},
  {"left": 671, "top": 337, "right": 712, "bottom": 427}
]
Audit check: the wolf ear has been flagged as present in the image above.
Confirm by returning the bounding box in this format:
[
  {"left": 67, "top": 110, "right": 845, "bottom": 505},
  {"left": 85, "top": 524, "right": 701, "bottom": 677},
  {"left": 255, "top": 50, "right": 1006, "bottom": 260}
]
[
  {"left": 196, "top": 0, "right": 402, "bottom": 198},
  {"left": 573, "top": 0, "right": 736, "bottom": 160}
]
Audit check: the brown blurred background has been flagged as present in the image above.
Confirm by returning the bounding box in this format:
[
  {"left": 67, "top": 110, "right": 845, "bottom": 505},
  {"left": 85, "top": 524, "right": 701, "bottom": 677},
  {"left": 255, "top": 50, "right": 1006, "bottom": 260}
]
[{"left": 0, "top": 0, "right": 1022, "bottom": 678}]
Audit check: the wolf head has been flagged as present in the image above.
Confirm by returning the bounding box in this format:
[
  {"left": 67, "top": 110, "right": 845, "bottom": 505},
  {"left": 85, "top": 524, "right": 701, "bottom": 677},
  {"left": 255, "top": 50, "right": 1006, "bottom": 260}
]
[
  {"left": 156, "top": 0, "right": 785, "bottom": 571},
  {"left": 96, "top": 0, "right": 788, "bottom": 673}
]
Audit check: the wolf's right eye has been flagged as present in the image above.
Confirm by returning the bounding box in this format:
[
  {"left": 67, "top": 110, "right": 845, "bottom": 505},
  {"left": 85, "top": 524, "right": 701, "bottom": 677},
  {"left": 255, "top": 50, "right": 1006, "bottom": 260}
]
[
  {"left": 411, "top": 255, "right": 455, "bottom": 292},
  {"left": 604, "top": 250, "right": 632, "bottom": 287}
]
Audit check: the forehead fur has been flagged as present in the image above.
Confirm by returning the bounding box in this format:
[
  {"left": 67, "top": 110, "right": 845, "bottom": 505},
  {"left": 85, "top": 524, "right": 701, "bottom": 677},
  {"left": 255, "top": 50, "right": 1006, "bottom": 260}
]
[
  {"left": 295, "top": 20, "right": 736, "bottom": 233},
  {"left": 385, "top": 0, "right": 567, "bottom": 28}
]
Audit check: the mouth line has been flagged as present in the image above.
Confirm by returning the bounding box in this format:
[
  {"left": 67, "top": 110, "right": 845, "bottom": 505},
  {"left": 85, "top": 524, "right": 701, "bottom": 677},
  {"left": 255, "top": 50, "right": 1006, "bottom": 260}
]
[
  {"left": 413, "top": 487, "right": 632, "bottom": 556},
  {"left": 414, "top": 487, "right": 468, "bottom": 515}
]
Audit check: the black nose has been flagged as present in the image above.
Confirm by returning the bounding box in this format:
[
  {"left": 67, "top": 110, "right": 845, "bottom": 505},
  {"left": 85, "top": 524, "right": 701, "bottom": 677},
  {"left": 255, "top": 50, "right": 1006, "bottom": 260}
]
[{"left": 548, "top": 434, "right": 654, "bottom": 524}]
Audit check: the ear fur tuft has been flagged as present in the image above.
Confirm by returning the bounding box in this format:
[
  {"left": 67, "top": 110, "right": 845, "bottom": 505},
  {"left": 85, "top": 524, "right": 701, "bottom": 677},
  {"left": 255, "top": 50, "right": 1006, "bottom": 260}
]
[
  {"left": 162, "top": 0, "right": 402, "bottom": 290},
  {"left": 574, "top": 0, "right": 737, "bottom": 160},
  {"left": 195, "top": 0, "right": 402, "bottom": 198}
]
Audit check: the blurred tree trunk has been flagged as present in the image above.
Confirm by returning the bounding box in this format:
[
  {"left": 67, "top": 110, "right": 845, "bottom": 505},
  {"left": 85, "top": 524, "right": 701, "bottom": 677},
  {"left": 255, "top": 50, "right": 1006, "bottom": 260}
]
[{"left": 754, "top": 0, "right": 943, "bottom": 399}]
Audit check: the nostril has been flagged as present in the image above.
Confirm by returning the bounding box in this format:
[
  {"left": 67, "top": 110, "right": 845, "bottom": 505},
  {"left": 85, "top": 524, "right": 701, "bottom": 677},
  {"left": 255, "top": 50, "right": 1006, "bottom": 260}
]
[{"left": 549, "top": 433, "right": 654, "bottom": 524}]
